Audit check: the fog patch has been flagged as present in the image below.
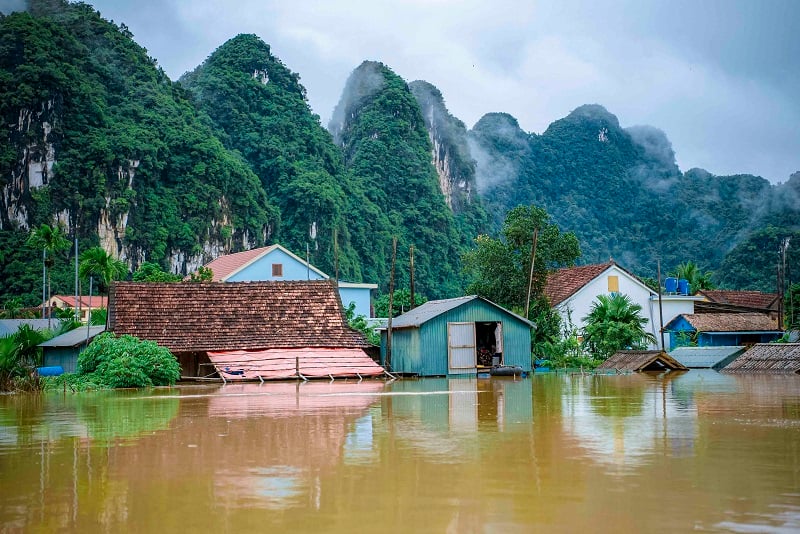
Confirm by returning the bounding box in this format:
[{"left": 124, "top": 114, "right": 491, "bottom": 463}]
[{"left": 328, "top": 60, "right": 386, "bottom": 144}]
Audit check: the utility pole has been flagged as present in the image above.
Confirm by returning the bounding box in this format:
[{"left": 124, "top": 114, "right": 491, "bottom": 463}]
[
  {"left": 525, "top": 228, "right": 539, "bottom": 319},
  {"left": 386, "top": 237, "right": 397, "bottom": 370},
  {"left": 409, "top": 245, "right": 415, "bottom": 310},
  {"left": 657, "top": 259, "right": 665, "bottom": 350}
]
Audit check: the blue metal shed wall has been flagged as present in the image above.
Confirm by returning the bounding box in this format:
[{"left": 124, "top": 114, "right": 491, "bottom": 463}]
[
  {"left": 43, "top": 347, "right": 78, "bottom": 373},
  {"left": 383, "top": 300, "right": 531, "bottom": 376}
]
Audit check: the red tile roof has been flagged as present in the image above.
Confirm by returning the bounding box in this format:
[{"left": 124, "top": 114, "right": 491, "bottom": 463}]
[
  {"left": 544, "top": 262, "right": 614, "bottom": 306},
  {"left": 698, "top": 290, "right": 780, "bottom": 311},
  {"left": 51, "top": 295, "right": 108, "bottom": 308},
  {"left": 203, "top": 246, "right": 275, "bottom": 281},
  {"left": 108, "top": 281, "right": 370, "bottom": 353},
  {"left": 680, "top": 313, "right": 779, "bottom": 332}
]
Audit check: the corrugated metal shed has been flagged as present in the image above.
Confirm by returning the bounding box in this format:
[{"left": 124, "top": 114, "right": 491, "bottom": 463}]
[
  {"left": 597, "top": 350, "right": 688, "bottom": 372},
  {"left": 669, "top": 346, "right": 746, "bottom": 369},
  {"left": 720, "top": 343, "right": 800, "bottom": 374},
  {"left": 39, "top": 326, "right": 106, "bottom": 348},
  {"left": 380, "top": 296, "right": 532, "bottom": 377}
]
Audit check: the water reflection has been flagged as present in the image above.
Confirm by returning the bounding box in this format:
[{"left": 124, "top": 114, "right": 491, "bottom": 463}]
[{"left": 1, "top": 374, "right": 799, "bottom": 533}]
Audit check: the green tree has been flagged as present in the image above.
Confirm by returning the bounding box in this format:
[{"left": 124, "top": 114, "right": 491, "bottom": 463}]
[
  {"left": 26, "top": 223, "right": 70, "bottom": 318},
  {"left": 78, "top": 332, "right": 181, "bottom": 388},
  {"left": 581, "top": 293, "right": 657, "bottom": 360},
  {"left": 374, "top": 288, "right": 428, "bottom": 318},
  {"left": 462, "top": 205, "right": 580, "bottom": 318},
  {"left": 671, "top": 261, "right": 714, "bottom": 294},
  {"left": 132, "top": 262, "right": 182, "bottom": 282},
  {"left": 79, "top": 247, "right": 128, "bottom": 292}
]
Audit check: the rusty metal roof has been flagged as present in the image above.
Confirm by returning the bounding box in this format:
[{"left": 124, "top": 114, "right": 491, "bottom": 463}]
[
  {"left": 108, "top": 280, "right": 369, "bottom": 353},
  {"left": 720, "top": 343, "right": 800, "bottom": 374}
]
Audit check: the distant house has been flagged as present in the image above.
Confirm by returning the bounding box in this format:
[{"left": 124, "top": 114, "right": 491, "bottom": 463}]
[
  {"left": 596, "top": 350, "right": 688, "bottom": 372},
  {"left": 39, "top": 326, "right": 105, "bottom": 373},
  {"left": 696, "top": 290, "right": 780, "bottom": 317},
  {"left": 108, "top": 280, "right": 383, "bottom": 381},
  {"left": 47, "top": 295, "right": 108, "bottom": 323},
  {"left": 664, "top": 313, "right": 783, "bottom": 350},
  {"left": 379, "top": 296, "right": 533, "bottom": 377},
  {"left": 544, "top": 261, "right": 701, "bottom": 350},
  {"left": 668, "top": 346, "right": 746, "bottom": 369},
  {"left": 199, "top": 244, "right": 378, "bottom": 318}
]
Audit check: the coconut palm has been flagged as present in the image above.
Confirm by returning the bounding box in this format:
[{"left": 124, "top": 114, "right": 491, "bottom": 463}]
[
  {"left": 582, "top": 293, "right": 657, "bottom": 360},
  {"left": 26, "top": 224, "right": 70, "bottom": 319},
  {"left": 79, "top": 247, "right": 128, "bottom": 325}
]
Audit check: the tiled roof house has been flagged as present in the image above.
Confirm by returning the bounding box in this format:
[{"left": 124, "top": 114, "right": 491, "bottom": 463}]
[
  {"left": 198, "top": 244, "right": 377, "bottom": 318},
  {"left": 664, "top": 312, "right": 783, "bottom": 350},
  {"left": 108, "top": 281, "right": 382, "bottom": 380},
  {"left": 696, "top": 290, "right": 781, "bottom": 316},
  {"left": 544, "top": 261, "right": 699, "bottom": 350}
]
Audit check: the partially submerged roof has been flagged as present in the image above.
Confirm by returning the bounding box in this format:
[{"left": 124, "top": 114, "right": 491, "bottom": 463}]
[
  {"left": 202, "top": 244, "right": 328, "bottom": 282},
  {"left": 388, "top": 296, "right": 533, "bottom": 329},
  {"left": 670, "top": 313, "right": 780, "bottom": 333},
  {"left": 721, "top": 343, "right": 800, "bottom": 374},
  {"left": 208, "top": 348, "right": 384, "bottom": 381},
  {"left": 108, "top": 280, "right": 369, "bottom": 353},
  {"left": 669, "top": 346, "right": 746, "bottom": 369},
  {"left": 39, "top": 326, "right": 106, "bottom": 348},
  {"left": 597, "top": 350, "right": 689, "bottom": 372},
  {"left": 698, "top": 290, "right": 780, "bottom": 311}
]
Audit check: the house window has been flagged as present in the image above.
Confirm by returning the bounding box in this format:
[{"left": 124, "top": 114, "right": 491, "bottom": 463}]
[
  {"left": 608, "top": 275, "right": 619, "bottom": 293},
  {"left": 272, "top": 263, "right": 283, "bottom": 277}
]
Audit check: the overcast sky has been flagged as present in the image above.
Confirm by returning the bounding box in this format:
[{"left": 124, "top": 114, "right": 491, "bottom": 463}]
[{"left": 61, "top": 1, "right": 800, "bottom": 183}]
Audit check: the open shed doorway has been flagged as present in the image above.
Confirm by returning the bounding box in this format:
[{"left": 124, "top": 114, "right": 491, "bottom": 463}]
[{"left": 476, "top": 321, "right": 503, "bottom": 368}]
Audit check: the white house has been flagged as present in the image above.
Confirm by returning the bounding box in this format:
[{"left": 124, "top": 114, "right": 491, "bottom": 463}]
[
  {"left": 544, "top": 261, "right": 702, "bottom": 350},
  {"left": 200, "top": 244, "right": 378, "bottom": 318}
]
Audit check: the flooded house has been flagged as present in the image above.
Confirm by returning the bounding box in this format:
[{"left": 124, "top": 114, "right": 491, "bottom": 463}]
[
  {"left": 379, "top": 296, "right": 533, "bottom": 376},
  {"left": 664, "top": 313, "right": 783, "bottom": 350},
  {"left": 107, "top": 280, "right": 384, "bottom": 381},
  {"left": 720, "top": 343, "right": 800, "bottom": 374},
  {"left": 597, "top": 350, "right": 688, "bottom": 372}
]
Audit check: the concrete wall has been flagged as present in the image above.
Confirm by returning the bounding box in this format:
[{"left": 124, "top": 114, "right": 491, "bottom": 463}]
[{"left": 228, "top": 248, "right": 326, "bottom": 282}]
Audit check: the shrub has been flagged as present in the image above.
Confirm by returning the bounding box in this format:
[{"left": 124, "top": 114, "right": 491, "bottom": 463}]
[{"left": 78, "top": 333, "right": 181, "bottom": 388}]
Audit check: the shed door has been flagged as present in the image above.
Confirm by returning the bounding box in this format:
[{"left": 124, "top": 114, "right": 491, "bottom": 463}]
[{"left": 448, "top": 322, "right": 476, "bottom": 372}]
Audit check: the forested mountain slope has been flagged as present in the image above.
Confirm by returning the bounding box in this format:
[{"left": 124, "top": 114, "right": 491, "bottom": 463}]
[
  {"left": 329, "top": 61, "right": 466, "bottom": 298},
  {"left": 0, "top": 1, "right": 277, "bottom": 300}
]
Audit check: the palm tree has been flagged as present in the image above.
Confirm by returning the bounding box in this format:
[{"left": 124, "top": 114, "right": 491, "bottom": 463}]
[
  {"left": 79, "top": 247, "right": 128, "bottom": 325},
  {"left": 582, "top": 293, "right": 657, "bottom": 360},
  {"left": 671, "top": 261, "right": 714, "bottom": 294},
  {"left": 26, "top": 224, "right": 70, "bottom": 320}
]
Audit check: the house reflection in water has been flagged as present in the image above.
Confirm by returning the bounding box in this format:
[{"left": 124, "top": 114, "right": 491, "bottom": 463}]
[{"left": 562, "top": 373, "right": 700, "bottom": 469}]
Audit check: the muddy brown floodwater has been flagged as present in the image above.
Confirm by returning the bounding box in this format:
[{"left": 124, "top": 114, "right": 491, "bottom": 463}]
[{"left": 1, "top": 371, "right": 799, "bottom": 533}]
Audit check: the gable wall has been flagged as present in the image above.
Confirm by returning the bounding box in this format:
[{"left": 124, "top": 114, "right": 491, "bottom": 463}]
[{"left": 227, "top": 248, "right": 326, "bottom": 282}]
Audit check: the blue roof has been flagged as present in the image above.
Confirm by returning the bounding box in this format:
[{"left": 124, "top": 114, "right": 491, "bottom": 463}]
[{"left": 0, "top": 319, "right": 56, "bottom": 337}]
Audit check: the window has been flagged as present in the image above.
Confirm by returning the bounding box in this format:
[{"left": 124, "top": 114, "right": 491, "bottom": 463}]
[
  {"left": 272, "top": 263, "right": 283, "bottom": 277},
  {"left": 608, "top": 275, "right": 619, "bottom": 293}
]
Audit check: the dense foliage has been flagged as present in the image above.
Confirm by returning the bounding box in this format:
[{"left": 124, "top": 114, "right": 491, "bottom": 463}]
[
  {"left": 0, "top": 320, "right": 76, "bottom": 391},
  {"left": 180, "top": 34, "right": 365, "bottom": 280},
  {"left": 332, "top": 61, "right": 466, "bottom": 298},
  {"left": 77, "top": 332, "right": 180, "bottom": 388},
  {"left": 463, "top": 205, "right": 580, "bottom": 317},
  {"left": 374, "top": 288, "right": 429, "bottom": 318},
  {"left": 581, "top": 293, "right": 657, "bottom": 360},
  {"left": 0, "top": 1, "right": 277, "bottom": 304}
]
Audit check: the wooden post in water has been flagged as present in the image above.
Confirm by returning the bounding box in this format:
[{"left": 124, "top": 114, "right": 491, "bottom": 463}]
[
  {"left": 386, "top": 237, "right": 397, "bottom": 369},
  {"left": 657, "top": 259, "right": 665, "bottom": 350},
  {"left": 409, "top": 244, "right": 415, "bottom": 310},
  {"left": 525, "top": 228, "right": 539, "bottom": 319}
]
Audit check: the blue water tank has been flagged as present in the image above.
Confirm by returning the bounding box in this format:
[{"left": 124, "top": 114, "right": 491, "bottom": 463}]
[
  {"left": 665, "top": 277, "right": 678, "bottom": 294},
  {"left": 678, "top": 279, "right": 690, "bottom": 295},
  {"left": 37, "top": 366, "right": 64, "bottom": 376}
]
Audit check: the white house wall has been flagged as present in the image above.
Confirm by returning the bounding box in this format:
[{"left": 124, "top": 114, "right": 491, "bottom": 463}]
[{"left": 555, "top": 265, "right": 699, "bottom": 350}]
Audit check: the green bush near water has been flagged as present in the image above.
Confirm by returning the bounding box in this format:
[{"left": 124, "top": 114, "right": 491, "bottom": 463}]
[{"left": 77, "top": 333, "right": 181, "bottom": 388}]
